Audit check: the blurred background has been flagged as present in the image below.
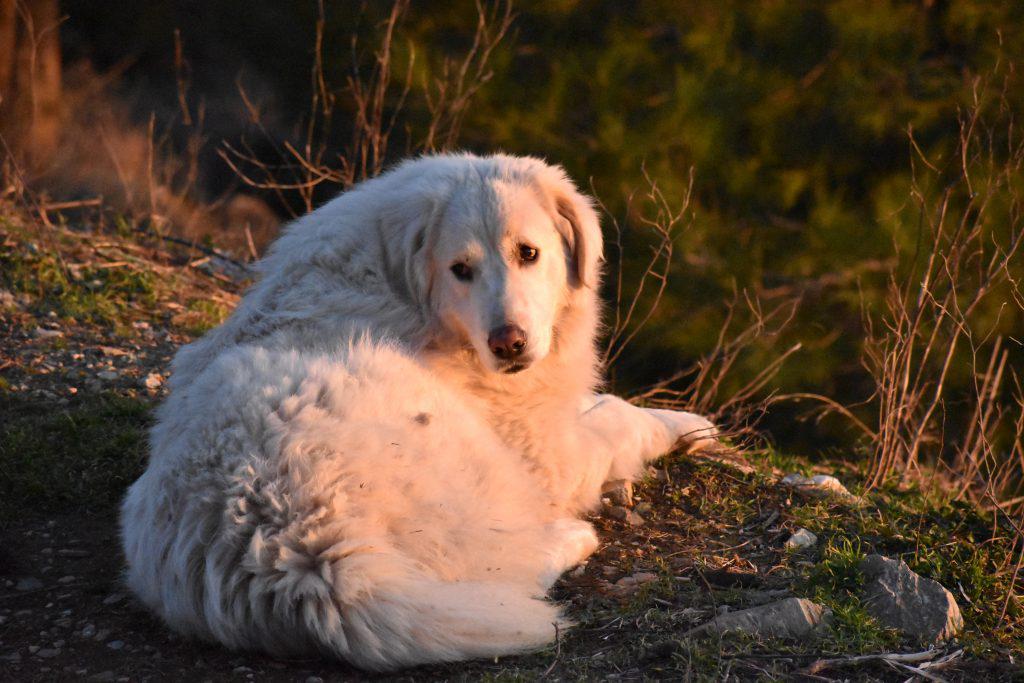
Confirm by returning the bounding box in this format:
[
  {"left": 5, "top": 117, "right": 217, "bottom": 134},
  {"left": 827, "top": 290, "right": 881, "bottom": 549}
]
[{"left": 3, "top": 0, "right": 1023, "bottom": 488}]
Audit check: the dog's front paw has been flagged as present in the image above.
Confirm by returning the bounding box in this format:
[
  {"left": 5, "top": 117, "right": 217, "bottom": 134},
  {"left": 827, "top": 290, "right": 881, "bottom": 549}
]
[{"left": 647, "top": 408, "right": 719, "bottom": 453}]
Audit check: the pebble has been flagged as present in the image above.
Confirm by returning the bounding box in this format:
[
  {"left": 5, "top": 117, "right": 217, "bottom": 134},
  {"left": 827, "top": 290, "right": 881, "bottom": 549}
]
[
  {"left": 613, "top": 571, "right": 658, "bottom": 595},
  {"left": 57, "top": 575, "right": 76, "bottom": 585},
  {"left": 780, "top": 473, "right": 864, "bottom": 505},
  {"left": 143, "top": 372, "right": 163, "bottom": 389},
  {"left": 785, "top": 528, "right": 818, "bottom": 549},
  {"left": 601, "top": 479, "right": 634, "bottom": 507},
  {"left": 36, "top": 648, "right": 61, "bottom": 658},
  {"left": 96, "top": 370, "right": 119, "bottom": 381},
  {"left": 89, "top": 672, "right": 116, "bottom": 682},
  {"left": 606, "top": 505, "right": 630, "bottom": 522},
  {"left": 81, "top": 623, "right": 97, "bottom": 638},
  {"left": 106, "top": 640, "right": 125, "bottom": 650},
  {"left": 102, "top": 593, "right": 125, "bottom": 605},
  {"left": 626, "top": 509, "right": 646, "bottom": 526},
  {"left": 16, "top": 577, "right": 43, "bottom": 591},
  {"left": 305, "top": 676, "right": 325, "bottom": 683},
  {"left": 34, "top": 327, "right": 64, "bottom": 339}
]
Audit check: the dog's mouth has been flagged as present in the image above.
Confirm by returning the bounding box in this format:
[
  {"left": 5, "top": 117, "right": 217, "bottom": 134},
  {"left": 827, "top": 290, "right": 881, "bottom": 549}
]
[{"left": 500, "top": 362, "right": 529, "bottom": 374}]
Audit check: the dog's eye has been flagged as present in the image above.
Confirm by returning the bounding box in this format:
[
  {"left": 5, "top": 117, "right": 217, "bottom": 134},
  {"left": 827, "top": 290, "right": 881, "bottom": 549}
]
[
  {"left": 450, "top": 262, "right": 473, "bottom": 282},
  {"left": 519, "top": 245, "right": 539, "bottom": 263}
]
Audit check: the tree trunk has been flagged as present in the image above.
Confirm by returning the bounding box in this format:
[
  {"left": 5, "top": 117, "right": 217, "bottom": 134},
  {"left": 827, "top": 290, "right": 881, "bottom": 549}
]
[{"left": 0, "top": 0, "right": 62, "bottom": 170}]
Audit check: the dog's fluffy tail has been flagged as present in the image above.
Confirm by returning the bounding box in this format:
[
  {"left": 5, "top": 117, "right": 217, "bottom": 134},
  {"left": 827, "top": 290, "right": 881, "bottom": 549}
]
[{"left": 319, "top": 576, "right": 563, "bottom": 671}]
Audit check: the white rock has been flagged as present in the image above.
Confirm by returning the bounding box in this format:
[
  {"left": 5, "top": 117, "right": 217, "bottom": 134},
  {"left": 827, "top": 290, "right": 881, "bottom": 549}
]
[
  {"left": 96, "top": 370, "right": 119, "bottom": 381},
  {"left": 16, "top": 577, "right": 42, "bottom": 591},
  {"left": 785, "top": 528, "right": 818, "bottom": 549},
  {"left": 685, "top": 597, "right": 832, "bottom": 640},
  {"left": 781, "top": 473, "right": 863, "bottom": 505},
  {"left": 33, "top": 327, "right": 63, "bottom": 339},
  {"left": 859, "top": 554, "right": 963, "bottom": 643},
  {"left": 613, "top": 572, "right": 658, "bottom": 595},
  {"left": 601, "top": 479, "right": 634, "bottom": 507}
]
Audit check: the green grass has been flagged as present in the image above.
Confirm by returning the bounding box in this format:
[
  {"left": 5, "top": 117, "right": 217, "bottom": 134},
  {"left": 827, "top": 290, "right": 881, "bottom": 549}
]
[
  {"left": 0, "top": 236, "right": 157, "bottom": 327},
  {"left": 0, "top": 393, "right": 151, "bottom": 522},
  {"left": 178, "top": 298, "right": 230, "bottom": 336},
  {"left": 783, "top": 477, "right": 1024, "bottom": 658}
]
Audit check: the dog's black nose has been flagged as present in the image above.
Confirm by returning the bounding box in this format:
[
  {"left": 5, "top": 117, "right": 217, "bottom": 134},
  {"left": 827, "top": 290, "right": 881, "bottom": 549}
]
[{"left": 488, "top": 325, "right": 527, "bottom": 359}]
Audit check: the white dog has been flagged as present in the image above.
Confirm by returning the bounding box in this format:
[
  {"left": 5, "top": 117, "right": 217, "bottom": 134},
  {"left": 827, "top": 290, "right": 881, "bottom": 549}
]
[{"left": 121, "top": 153, "right": 716, "bottom": 670}]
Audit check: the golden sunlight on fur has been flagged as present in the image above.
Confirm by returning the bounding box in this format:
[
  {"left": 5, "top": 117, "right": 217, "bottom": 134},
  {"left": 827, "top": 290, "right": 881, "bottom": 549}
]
[{"left": 120, "top": 153, "right": 717, "bottom": 670}]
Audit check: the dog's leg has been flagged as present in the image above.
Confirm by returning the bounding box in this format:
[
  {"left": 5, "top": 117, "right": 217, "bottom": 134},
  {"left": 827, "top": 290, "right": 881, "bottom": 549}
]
[
  {"left": 538, "top": 518, "right": 600, "bottom": 588},
  {"left": 564, "top": 394, "right": 717, "bottom": 507}
]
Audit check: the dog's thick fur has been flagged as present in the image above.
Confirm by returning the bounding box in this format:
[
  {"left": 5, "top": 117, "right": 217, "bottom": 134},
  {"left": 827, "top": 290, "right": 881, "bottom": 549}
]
[{"left": 121, "top": 153, "right": 716, "bottom": 670}]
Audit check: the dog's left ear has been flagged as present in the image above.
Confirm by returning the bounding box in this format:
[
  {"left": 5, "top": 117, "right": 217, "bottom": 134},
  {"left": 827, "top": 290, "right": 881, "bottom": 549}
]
[{"left": 543, "top": 169, "right": 603, "bottom": 289}]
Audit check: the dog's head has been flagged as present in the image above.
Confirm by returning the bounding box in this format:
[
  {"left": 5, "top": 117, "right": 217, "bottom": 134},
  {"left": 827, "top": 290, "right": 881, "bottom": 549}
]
[{"left": 392, "top": 156, "right": 602, "bottom": 374}]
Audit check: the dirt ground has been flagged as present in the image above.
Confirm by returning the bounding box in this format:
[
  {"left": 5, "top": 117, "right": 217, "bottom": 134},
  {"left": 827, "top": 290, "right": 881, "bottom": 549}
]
[{"left": 2, "top": 222, "right": 1021, "bottom": 682}]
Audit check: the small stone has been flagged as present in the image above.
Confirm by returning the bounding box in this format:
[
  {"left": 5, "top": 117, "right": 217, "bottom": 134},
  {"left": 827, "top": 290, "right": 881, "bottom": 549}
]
[
  {"left": 780, "top": 473, "right": 863, "bottom": 505},
  {"left": 685, "top": 597, "right": 832, "bottom": 640},
  {"left": 305, "top": 677, "right": 325, "bottom": 683},
  {"left": 102, "top": 593, "right": 125, "bottom": 605},
  {"left": 569, "top": 565, "right": 586, "bottom": 578},
  {"left": 106, "top": 640, "right": 124, "bottom": 650},
  {"left": 613, "top": 571, "right": 658, "bottom": 595},
  {"left": 81, "top": 624, "right": 96, "bottom": 639},
  {"left": 57, "top": 575, "right": 76, "bottom": 585},
  {"left": 142, "top": 373, "right": 163, "bottom": 390},
  {"left": 36, "top": 647, "right": 61, "bottom": 658},
  {"left": 859, "top": 554, "right": 963, "bottom": 643},
  {"left": 96, "top": 370, "right": 119, "bottom": 381},
  {"left": 785, "top": 528, "right": 818, "bottom": 549},
  {"left": 634, "top": 501, "right": 653, "bottom": 516},
  {"left": 34, "top": 327, "right": 63, "bottom": 339},
  {"left": 0, "top": 652, "right": 21, "bottom": 663},
  {"left": 605, "top": 505, "right": 630, "bottom": 522},
  {"left": 601, "top": 479, "right": 634, "bottom": 507},
  {"left": 16, "top": 576, "right": 43, "bottom": 591},
  {"left": 625, "top": 509, "right": 646, "bottom": 527},
  {"left": 28, "top": 645, "right": 40, "bottom": 654},
  {"left": 93, "top": 628, "right": 111, "bottom": 642},
  {"left": 57, "top": 549, "right": 90, "bottom": 558},
  {"left": 232, "top": 666, "right": 253, "bottom": 674},
  {"left": 89, "top": 672, "right": 116, "bottom": 682}
]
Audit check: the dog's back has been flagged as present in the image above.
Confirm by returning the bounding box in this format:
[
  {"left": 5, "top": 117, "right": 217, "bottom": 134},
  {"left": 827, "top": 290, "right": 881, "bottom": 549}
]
[{"left": 122, "top": 340, "right": 575, "bottom": 669}]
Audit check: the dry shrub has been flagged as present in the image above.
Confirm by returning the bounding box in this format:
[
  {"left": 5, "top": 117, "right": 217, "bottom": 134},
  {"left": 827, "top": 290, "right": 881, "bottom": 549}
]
[
  {"left": 220, "top": 0, "right": 514, "bottom": 217},
  {"left": 598, "top": 168, "right": 800, "bottom": 450},
  {"left": 859, "top": 70, "right": 1024, "bottom": 512}
]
